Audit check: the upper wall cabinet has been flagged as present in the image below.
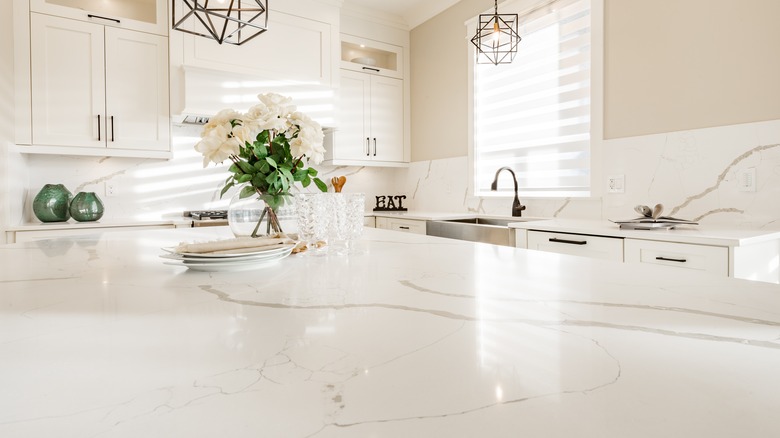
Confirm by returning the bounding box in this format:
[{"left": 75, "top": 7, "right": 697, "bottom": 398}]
[
  {"left": 29, "top": 0, "right": 168, "bottom": 35},
  {"left": 340, "top": 34, "right": 403, "bottom": 80},
  {"left": 15, "top": 0, "right": 171, "bottom": 158},
  {"left": 30, "top": 14, "right": 169, "bottom": 153}
]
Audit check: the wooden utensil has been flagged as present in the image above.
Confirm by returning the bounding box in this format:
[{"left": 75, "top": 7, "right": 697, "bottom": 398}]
[{"left": 331, "top": 176, "right": 347, "bottom": 193}]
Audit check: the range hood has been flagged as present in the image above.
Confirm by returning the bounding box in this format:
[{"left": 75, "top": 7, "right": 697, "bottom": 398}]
[{"left": 173, "top": 67, "right": 337, "bottom": 127}]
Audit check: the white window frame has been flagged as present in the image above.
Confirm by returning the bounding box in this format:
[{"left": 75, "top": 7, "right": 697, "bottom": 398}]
[{"left": 466, "top": 0, "right": 604, "bottom": 200}]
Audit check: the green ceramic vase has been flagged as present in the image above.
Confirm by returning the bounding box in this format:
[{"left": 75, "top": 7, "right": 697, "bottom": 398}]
[
  {"left": 69, "top": 192, "right": 105, "bottom": 222},
  {"left": 32, "top": 184, "right": 72, "bottom": 222}
]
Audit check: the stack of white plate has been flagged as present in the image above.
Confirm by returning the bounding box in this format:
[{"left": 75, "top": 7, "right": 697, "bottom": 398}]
[{"left": 160, "top": 244, "right": 295, "bottom": 272}]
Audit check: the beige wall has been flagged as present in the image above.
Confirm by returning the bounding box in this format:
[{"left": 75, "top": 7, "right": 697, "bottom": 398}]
[
  {"left": 604, "top": 0, "right": 780, "bottom": 139},
  {"left": 411, "top": 0, "right": 780, "bottom": 160},
  {"left": 410, "top": 0, "right": 487, "bottom": 162}
]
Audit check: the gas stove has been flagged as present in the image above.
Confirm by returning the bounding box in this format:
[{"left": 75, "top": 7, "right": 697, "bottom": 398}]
[{"left": 184, "top": 210, "right": 229, "bottom": 227}]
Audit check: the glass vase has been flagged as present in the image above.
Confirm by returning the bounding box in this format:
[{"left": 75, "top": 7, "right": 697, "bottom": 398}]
[
  {"left": 228, "top": 192, "right": 293, "bottom": 238},
  {"left": 69, "top": 192, "right": 105, "bottom": 222},
  {"left": 32, "top": 184, "right": 72, "bottom": 223}
]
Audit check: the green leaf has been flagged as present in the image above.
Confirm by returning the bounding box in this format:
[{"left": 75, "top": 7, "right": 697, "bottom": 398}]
[
  {"left": 307, "top": 167, "right": 318, "bottom": 177},
  {"left": 219, "top": 181, "right": 234, "bottom": 199},
  {"left": 301, "top": 175, "right": 311, "bottom": 188},
  {"left": 253, "top": 143, "right": 268, "bottom": 159},
  {"left": 313, "top": 177, "right": 327, "bottom": 192},
  {"left": 237, "top": 161, "right": 254, "bottom": 174},
  {"left": 280, "top": 168, "right": 294, "bottom": 184},
  {"left": 229, "top": 164, "right": 240, "bottom": 174},
  {"left": 237, "top": 174, "right": 253, "bottom": 183},
  {"left": 239, "top": 185, "right": 255, "bottom": 199},
  {"left": 265, "top": 156, "right": 278, "bottom": 169},
  {"left": 259, "top": 161, "right": 270, "bottom": 174},
  {"left": 265, "top": 172, "right": 278, "bottom": 185}
]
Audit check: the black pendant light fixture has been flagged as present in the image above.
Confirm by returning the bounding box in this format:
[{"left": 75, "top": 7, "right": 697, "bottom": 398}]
[
  {"left": 470, "top": 0, "right": 521, "bottom": 65},
  {"left": 172, "top": 0, "right": 269, "bottom": 45}
]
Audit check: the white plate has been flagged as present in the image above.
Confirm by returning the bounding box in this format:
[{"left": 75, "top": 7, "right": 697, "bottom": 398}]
[
  {"left": 161, "top": 245, "right": 294, "bottom": 271},
  {"left": 161, "top": 244, "right": 294, "bottom": 259}
]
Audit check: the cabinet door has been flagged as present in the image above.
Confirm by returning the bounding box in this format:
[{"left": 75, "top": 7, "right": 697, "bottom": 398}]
[
  {"left": 337, "top": 70, "right": 371, "bottom": 160},
  {"left": 30, "top": 14, "right": 105, "bottom": 148},
  {"left": 624, "top": 239, "right": 728, "bottom": 277},
  {"left": 30, "top": 0, "right": 168, "bottom": 36},
  {"left": 527, "top": 231, "right": 624, "bottom": 262},
  {"left": 105, "top": 27, "right": 170, "bottom": 151},
  {"left": 369, "top": 76, "right": 404, "bottom": 162}
]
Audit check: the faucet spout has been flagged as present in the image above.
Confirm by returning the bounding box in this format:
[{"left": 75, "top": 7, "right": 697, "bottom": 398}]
[{"left": 490, "top": 166, "right": 527, "bottom": 217}]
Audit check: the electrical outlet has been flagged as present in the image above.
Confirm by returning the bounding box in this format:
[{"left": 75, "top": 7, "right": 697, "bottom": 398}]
[
  {"left": 105, "top": 182, "right": 117, "bottom": 197},
  {"left": 607, "top": 175, "right": 625, "bottom": 194},
  {"left": 738, "top": 168, "right": 756, "bottom": 192}
]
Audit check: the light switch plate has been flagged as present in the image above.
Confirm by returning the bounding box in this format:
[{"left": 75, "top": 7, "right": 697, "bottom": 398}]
[{"left": 607, "top": 175, "right": 625, "bottom": 193}]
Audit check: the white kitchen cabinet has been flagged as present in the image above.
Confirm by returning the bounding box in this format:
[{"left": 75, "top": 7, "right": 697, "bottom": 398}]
[
  {"left": 340, "top": 34, "right": 403, "bottom": 79},
  {"left": 14, "top": 0, "right": 171, "bottom": 158},
  {"left": 376, "top": 217, "right": 426, "bottom": 235},
  {"left": 526, "top": 230, "right": 624, "bottom": 262},
  {"left": 30, "top": 0, "right": 168, "bottom": 35},
  {"left": 624, "top": 239, "right": 728, "bottom": 277},
  {"left": 327, "top": 70, "right": 405, "bottom": 165},
  {"left": 28, "top": 14, "right": 169, "bottom": 155}
]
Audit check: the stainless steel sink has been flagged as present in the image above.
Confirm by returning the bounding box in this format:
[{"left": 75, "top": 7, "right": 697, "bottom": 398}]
[{"left": 426, "top": 217, "right": 543, "bottom": 247}]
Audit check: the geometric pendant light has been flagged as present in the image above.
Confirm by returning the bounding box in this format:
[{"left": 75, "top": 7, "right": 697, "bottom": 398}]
[
  {"left": 172, "top": 0, "right": 269, "bottom": 45},
  {"left": 470, "top": 0, "right": 521, "bottom": 65}
]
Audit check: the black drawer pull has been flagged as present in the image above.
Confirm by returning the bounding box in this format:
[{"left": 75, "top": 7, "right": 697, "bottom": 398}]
[
  {"left": 88, "top": 14, "right": 121, "bottom": 24},
  {"left": 362, "top": 66, "right": 380, "bottom": 72},
  {"left": 656, "top": 256, "right": 687, "bottom": 263},
  {"left": 549, "top": 237, "right": 587, "bottom": 245},
  {"left": 398, "top": 226, "right": 410, "bottom": 230}
]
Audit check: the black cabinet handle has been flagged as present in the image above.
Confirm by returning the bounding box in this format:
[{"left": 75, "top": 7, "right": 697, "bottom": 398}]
[
  {"left": 373, "top": 138, "right": 377, "bottom": 156},
  {"left": 399, "top": 226, "right": 410, "bottom": 230},
  {"left": 365, "top": 137, "right": 370, "bottom": 156},
  {"left": 362, "top": 66, "right": 380, "bottom": 72},
  {"left": 110, "top": 116, "right": 115, "bottom": 142},
  {"left": 549, "top": 237, "right": 587, "bottom": 245},
  {"left": 656, "top": 256, "right": 687, "bottom": 263},
  {"left": 97, "top": 115, "right": 101, "bottom": 141},
  {"left": 88, "top": 14, "right": 121, "bottom": 24}
]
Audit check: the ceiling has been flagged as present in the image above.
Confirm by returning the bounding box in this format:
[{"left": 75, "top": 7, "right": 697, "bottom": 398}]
[{"left": 343, "top": 0, "right": 461, "bottom": 28}]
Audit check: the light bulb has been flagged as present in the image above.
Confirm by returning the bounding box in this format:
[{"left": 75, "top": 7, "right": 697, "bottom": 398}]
[{"left": 491, "top": 21, "right": 501, "bottom": 47}]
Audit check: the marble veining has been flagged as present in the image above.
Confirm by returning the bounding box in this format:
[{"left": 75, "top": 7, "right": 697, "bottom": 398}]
[{"left": 2, "top": 227, "right": 780, "bottom": 437}]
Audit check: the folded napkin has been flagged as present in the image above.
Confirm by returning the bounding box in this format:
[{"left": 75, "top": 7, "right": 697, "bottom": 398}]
[{"left": 175, "top": 235, "right": 295, "bottom": 254}]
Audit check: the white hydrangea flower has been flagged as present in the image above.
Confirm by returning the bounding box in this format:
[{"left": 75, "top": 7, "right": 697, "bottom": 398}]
[{"left": 257, "top": 93, "right": 296, "bottom": 118}]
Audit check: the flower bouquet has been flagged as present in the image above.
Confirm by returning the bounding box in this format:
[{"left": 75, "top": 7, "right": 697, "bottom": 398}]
[{"left": 195, "top": 93, "right": 328, "bottom": 237}]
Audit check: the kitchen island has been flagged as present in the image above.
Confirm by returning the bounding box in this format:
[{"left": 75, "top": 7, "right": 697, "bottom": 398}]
[{"left": 1, "top": 227, "right": 779, "bottom": 437}]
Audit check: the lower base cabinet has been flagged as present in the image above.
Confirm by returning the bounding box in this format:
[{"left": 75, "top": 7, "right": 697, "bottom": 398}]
[
  {"left": 375, "top": 217, "right": 426, "bottom": 235},
  {"left": 526, "top": 230, "right": 623, "bottom": 262},
  {"left": 624, "top": 239, "right": 728, "bottom": 277}
]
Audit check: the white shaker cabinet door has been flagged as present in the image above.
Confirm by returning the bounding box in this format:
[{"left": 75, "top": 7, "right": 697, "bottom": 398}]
[
  {"left": 30, "top": 14, "right": 106, "bottom": 148},
  {"left": 337, "top": 70, "right": 371, "bottom": 160},
  {"left": 369, "top": 75, "right": 404, "bottom": 162},
  {"left": 105, "top": 27, "right": 170, "bottom": 151}
]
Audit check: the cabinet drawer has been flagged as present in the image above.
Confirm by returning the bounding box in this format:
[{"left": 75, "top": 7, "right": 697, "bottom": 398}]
[
  {"left": 375, "top": 217, "right": 426, "bottom": 235},
  {"left": 527, "top": 231, "right": 623, "bottom": 262},
  {"left": 624, "top": 239, "right": 728, "bottom": 276}
]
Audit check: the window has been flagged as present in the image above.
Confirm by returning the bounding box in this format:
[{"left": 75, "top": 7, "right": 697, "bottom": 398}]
[{"left": 471, "top": 0, "right": 594, "bottom": 198}]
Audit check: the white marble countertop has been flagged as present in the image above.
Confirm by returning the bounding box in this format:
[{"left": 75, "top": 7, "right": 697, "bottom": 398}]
[
  {"left": 507, "top": 217, "right": 780, "bottom": 247},
  {"left": 6, "top": 218, "right": 192, "bottom": 231},
  {"left": 2, "top": 227, "right": 780, "bottom": 437}
]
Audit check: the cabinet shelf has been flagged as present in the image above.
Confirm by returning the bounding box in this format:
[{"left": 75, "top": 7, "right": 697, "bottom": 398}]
[{"left": 340, "top": 34, "right": 403, "bottom": 79}]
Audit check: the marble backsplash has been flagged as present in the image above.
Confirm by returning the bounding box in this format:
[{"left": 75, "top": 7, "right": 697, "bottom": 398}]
[
  {"left": 397, "top": 119, "right": 780, "bottom": 230},
  {"left": 17, "top": 124, "right": 397, "bottom": 224},
  {"left": 13, "top": 118, "right": 780, "bottom": 232}
]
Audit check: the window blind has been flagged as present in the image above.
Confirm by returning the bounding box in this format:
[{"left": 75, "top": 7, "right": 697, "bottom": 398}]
[{"left": 474, "top": 0, "right": 591, "bottom": 197}]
